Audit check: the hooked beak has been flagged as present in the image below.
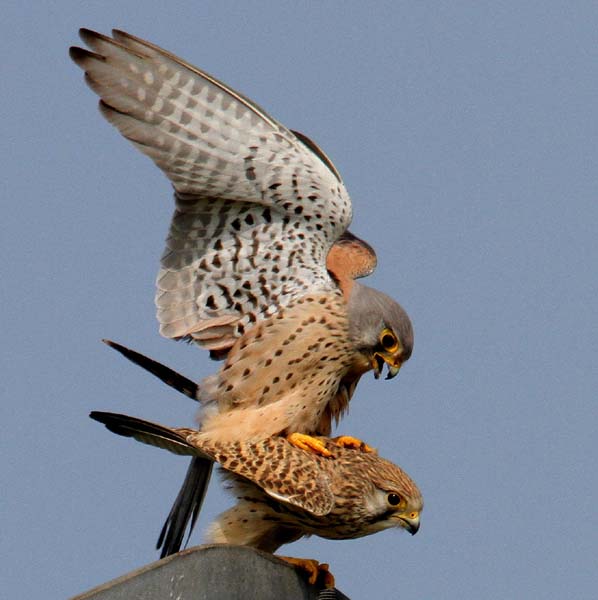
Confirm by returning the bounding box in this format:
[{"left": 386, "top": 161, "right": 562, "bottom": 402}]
[
  {"left": 372, "top": 354, "right": 402, "bottom": 380},
  {"left": 397, "top": 511, "right": 420, "bottom": 535},
  {"left": 386, "top": 363, "right": 401, "bottom": 380}
]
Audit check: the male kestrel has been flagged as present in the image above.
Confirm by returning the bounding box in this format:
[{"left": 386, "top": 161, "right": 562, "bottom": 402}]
[
  {"left": 91, "top": 410, "right": 422, "bottom": 586},
  {"left": 71, "top": 29, "right": 414, "bottom": 556}
]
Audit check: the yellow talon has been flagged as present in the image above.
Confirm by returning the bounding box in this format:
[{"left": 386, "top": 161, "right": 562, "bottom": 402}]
[
  {"left": 278, "top": 556, "right": 336, "bottom": 588},
  {"left": 287, "top": 433, "right": 332, "bottom": 458},
  {"left": 332, "top": 435, "right": 377, "bottom": 454}
]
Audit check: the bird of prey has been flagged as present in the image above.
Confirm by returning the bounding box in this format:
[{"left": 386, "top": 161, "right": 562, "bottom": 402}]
[
  {"left": 91, "top": 410, "right": 422, "bottom": 586},
  {"left": 71, "top": 29, "right": 414, "bottom": 556}
]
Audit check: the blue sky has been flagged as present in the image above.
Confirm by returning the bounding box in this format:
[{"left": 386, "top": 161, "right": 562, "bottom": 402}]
[{"left": 3, "top": 2, "right": 597, "bottom": 598}]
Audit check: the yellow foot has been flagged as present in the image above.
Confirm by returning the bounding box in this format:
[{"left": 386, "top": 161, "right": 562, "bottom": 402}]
[
  {"left": 287, "top": 433, "right": 332, "bottom": 458},
  {"left": 278, "top": 555, "right": 335, "bottom": 588},
  {"left": 332, "top": 435, "right": 377, "bottom": 454}
]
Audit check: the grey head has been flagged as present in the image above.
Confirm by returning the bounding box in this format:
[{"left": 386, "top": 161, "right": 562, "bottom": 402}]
[{"left": 346, "top": 282, "right": 414, "bottom": 379}]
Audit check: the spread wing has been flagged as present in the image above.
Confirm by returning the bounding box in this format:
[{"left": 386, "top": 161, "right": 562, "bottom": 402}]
[{"left": 70, "top": 29, "right": 354, "bottom": 353}]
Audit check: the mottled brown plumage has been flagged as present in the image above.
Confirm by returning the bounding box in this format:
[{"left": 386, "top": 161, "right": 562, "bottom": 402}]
[{"left": 90, "top": 411, "right": 423, "bottom": 552}]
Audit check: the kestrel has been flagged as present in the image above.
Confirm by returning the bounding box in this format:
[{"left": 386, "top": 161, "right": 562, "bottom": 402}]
[
  {"left": 90, "top": 410, "right": 422, "bottom": 586},
  {"left": 71, "top": 29, "right": 413, "bottom": 556}
]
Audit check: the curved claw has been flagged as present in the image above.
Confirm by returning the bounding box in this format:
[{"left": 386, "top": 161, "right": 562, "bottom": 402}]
[
  {"left": 278, "top": 555, "right": 335, "bottom": 588},
  {"left": 332, "top": 435, "right": 377, "bottom": 454},
  {"left": 287, "top": 433, "right": 332, "bottom": 458}
]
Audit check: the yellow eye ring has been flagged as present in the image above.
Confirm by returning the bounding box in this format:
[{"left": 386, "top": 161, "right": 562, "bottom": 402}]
[{"left": 379, "top": 328, "right": 399, "bottom": 353}]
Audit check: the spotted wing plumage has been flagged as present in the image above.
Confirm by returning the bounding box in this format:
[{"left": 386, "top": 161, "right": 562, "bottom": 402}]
[
  {"left": 70, "top": 29, "right": 353, "bottom": 352},
  {"left": 195, "top": 436, "right": 336, "bottom": 516}
]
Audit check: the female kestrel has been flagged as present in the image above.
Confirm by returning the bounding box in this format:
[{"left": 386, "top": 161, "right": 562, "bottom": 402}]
[
  {"left": 91, "top": 410, "right": 422, "bottom": 586},
  {"left": 71, "top": 29, "right": 414, "bottom": 556}
]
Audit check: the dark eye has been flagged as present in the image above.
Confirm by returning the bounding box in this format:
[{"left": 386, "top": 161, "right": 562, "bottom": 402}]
[
  {"left": 387, "top": 493, "right": 401, "bottom": 506},
  {"left": 381, "top": 332, "right": 398, "bottom": 351}
]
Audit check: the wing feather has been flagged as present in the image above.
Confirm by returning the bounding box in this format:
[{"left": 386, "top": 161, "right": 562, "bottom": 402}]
[
  {"left": 190, "top": 435, "right": 336, "bottom": 516},
  {"left": 71, "top": 29, "right": 354, "bottom": 350}
]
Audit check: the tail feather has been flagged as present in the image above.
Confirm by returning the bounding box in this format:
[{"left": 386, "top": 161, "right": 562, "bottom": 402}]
[
  {"left": 95, "top": 342, "right": 213, "bottom": 557},
  {"left": 90, "top": 411, "right": 199, "bottom": 457},
  {"left": 90, "top": 410, "right": 214, "bottom": 557},
  {"left": 102, "top": 339, "right": 199, "bottom": 400},
  {"left": 156, "top": 457, "right": 214, "bottom": 557}
]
